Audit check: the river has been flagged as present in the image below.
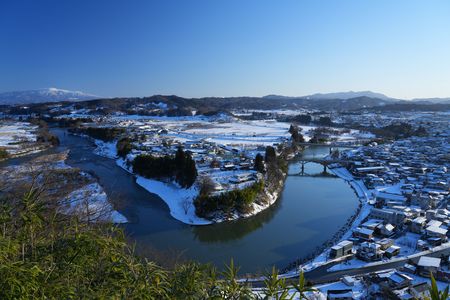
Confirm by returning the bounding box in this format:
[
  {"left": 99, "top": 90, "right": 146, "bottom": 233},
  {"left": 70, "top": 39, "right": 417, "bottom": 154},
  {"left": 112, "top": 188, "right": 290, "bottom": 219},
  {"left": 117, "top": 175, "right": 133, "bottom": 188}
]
[{"left": 4, "top": 128, "right": 359, "bottom": 274}]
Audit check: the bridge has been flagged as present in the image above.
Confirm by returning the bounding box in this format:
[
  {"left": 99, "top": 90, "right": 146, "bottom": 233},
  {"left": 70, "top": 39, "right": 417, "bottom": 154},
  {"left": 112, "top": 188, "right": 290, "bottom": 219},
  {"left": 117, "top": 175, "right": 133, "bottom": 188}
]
[
  {"left": 290, "top": 158, "right": 348, "bottom": 175},
  {"left": 296, "top": 142, "right": 360, "bottom": 148},
  {"left": 296, "top": 139, "right": 371, "bottom": 155},
  {"left": 287, "top": 170, "right": 338, "bottom": 178}
]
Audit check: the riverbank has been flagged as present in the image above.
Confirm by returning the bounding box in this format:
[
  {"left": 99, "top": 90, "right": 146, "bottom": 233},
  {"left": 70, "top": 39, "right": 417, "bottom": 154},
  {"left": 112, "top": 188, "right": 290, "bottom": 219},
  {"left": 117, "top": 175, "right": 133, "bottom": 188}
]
[
  {"left": 93, "top": 137, "right": 288, "bottom": 225},
  {"left": 34, "top": 128, "right": 361, "bottom": 273},
  {"left": 1, "top": 150, "right": 127, "bottom": 224},
  {"left": 112, "top": 148, "right": 213, "bottom": 225},
  {"left": 276, "top": 164, "right": 372, "bottom": 276},
  {"left": 197, "top": 175, "right": 286, "bottom": 224},
  {"left": 63, "top": 130, "right": 364, "bottom": 270}
]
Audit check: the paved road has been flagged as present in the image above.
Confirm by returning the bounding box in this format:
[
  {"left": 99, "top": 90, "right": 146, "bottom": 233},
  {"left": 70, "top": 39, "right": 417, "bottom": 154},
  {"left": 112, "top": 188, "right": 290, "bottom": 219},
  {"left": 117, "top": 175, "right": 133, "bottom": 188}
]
[{"left": 248, "top": 243, "right": 450, "bottom": 287}]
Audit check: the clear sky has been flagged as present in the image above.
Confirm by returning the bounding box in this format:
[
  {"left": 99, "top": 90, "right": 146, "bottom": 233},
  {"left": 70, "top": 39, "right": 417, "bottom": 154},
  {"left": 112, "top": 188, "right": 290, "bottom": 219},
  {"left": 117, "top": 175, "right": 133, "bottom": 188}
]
[{"left": 1, "top": 0, "right": 450, "bottom": 99}]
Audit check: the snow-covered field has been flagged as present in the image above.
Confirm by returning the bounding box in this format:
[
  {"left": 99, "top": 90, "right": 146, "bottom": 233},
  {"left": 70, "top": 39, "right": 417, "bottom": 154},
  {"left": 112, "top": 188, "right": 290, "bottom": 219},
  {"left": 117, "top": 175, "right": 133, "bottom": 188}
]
[
  {"left": 73, "top": 115, "right": 372, "bottom": 226},
  {"left": 0, "top": 121, "right": 41, "bottom": 156},
  {"left": 93, "top": 139, "right": 117, "bottom": 159},
  {"left": 181, "top": 120, "right": 292, "bottom": 146}
]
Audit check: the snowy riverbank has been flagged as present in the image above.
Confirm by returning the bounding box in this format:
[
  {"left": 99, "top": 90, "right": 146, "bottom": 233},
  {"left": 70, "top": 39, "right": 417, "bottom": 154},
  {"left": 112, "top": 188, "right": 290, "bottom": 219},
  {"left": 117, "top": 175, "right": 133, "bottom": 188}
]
[
  {"left": 64, "top": 182, "right": 128, "bottom": 224},
  {"left": 120, "top": 153, "right": 285, "bottom": 226},
  {"left": 292, "top": 165, "right": 373, "bottom": 273},
  {"left": 92, "top": 137, "right": 286, "bottom": 226}
]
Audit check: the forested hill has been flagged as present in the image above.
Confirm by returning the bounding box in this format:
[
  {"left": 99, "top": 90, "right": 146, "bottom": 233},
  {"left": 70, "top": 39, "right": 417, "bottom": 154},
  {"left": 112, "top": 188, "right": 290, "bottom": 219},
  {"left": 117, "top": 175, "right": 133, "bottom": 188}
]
[{"left": 2, "top": 94, "right": 448, "bottom": 116}]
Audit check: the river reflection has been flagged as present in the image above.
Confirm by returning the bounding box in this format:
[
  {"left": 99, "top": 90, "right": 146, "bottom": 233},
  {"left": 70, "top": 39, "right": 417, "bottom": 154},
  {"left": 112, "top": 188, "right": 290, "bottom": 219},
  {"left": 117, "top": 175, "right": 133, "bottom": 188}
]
[
  {"left": 192, "top": 199, "right": 281, "bottom": 243},
  {"left": 4, "top": 129, "right": 359, "bottom": 273}
]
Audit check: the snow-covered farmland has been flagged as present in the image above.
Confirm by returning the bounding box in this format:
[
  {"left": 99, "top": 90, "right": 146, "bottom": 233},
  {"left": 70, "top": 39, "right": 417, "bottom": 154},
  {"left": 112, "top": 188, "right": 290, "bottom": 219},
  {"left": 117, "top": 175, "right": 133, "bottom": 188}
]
[
  {"left": 0, "top": 121, "right": 41, "bottom": 156},
  {"left": 72, "top": 114, "right": 372, "bottom": 226}
]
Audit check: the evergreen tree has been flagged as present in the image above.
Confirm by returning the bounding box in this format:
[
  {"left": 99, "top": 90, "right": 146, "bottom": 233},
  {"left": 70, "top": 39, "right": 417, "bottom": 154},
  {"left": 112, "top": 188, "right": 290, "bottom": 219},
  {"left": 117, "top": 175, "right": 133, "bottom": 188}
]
[
  {"left": 133, "top": 149, "right": 197, "bottom": 188},
  {"left": 288, "top": 124, "right": 296, "bottom": 134},
  {"left": 254, "top": 153, "right": 265, "bottom": 173},
  {"left": 181, "top": 153, "right": 198, "bottom": 188},
  {"left": 265, "top": 146, "right": 276, "bottom": 164},
  {"left": 117, "top": 137, "right": 133, "bottom": 158},
  {"left": 291, "top": 126, "right": 305, "bottom": 143},
  {"left": 175, "top": 146, "right": 186, "bottom": 167}
]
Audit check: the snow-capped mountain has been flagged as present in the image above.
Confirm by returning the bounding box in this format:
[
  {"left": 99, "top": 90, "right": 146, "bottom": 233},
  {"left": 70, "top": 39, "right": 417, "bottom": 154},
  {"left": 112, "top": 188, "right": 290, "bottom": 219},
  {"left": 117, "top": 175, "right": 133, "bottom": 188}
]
[{"left": 0, "top": 88, "right": 100, "bottom": 105}]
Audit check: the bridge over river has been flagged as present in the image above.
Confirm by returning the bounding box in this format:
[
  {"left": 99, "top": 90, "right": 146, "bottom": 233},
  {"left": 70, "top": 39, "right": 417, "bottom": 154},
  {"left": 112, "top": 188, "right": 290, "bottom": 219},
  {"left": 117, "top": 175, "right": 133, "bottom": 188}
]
[
  {"left": 289, "top": 158, "right": 349, "bottom": 176},
  {"left": 290, "top": 140, "right": 369, "bottom": 175}
]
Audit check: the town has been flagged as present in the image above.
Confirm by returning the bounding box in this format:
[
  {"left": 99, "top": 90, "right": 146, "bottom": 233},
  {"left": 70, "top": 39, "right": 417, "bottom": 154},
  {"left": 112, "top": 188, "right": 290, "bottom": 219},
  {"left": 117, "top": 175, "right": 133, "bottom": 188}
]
[{"left": 1, "top": 104, "right": 449, "bottom": 298}]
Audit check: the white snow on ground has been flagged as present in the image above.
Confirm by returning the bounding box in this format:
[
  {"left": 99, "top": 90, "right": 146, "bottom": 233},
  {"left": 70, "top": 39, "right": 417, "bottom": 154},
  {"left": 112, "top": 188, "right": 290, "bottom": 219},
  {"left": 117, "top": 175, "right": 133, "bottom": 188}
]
[
  {"left": 165, "top": 119, "right": 293, "bottom": 147},
  {"left": 0, "top": 121, "right": 44, "bottom": 156},
  {"left": 84, "top": 117, "right": 371, "bottom": 226},
  {"left": 93, "top": 139, "right": 117, "bottom": 158},
  {"left": 253, "top": 277, "right": 366, "bottom": 299},
  {"left": 395, "top": 232, "right": 420, "bottom": 256},
  {"left": 91, "top": 142, "right": 212, "bottom": 225},
  {"left": 135, "top": 176, "right": 212, "bottom": 225},
  {"left": 327, "top": 232, "right": 420, "bottom": 272},
  {"left": 114, "top": 152, "right": 281, "bottom": 225},
  {"left": 0, "top": 122, "right": 37, "bottom": 147},
  {"left": 330, "top": 167, "right": 374, "bottom": 199},
  {"left": 327, "top": 258, "right": 368, "bottom": 272},
  {"left": 63, "top": 182, "right": 127, "bottom": 224}
]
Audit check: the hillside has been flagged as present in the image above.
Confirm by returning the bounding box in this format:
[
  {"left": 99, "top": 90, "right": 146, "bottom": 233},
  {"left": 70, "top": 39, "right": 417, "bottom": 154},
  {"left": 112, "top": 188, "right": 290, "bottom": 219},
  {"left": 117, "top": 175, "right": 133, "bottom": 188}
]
[{"left": 0, "top": 88, "right": 99, "bottom": 105}]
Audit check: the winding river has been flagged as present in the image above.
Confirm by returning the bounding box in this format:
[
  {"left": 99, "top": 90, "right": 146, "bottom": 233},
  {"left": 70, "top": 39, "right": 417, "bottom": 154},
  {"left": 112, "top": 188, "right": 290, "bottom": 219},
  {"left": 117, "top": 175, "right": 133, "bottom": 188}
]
[{"left": 5, "top": 128, "right": 359, "bottom": 274}]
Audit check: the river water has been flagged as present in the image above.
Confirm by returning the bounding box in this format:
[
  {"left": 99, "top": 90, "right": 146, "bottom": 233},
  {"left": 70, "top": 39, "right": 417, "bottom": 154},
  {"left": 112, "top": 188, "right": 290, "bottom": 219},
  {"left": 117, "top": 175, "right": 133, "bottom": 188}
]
[{"left": 4, "top": 128, "right": 359, "bottom": 274}]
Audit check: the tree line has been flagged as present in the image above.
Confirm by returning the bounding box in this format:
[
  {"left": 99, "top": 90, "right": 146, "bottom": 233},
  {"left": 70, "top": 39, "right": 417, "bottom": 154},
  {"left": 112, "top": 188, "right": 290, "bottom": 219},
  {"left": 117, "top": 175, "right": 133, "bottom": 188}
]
[
  {"left": 132, "top": 147, "right": 198, "bottom": 188},
  {"left": 194, "top": 180, "right": 264, "bottom": 218},
  {"left": 195, "top": 145, "right": 288, "bottom": 219},
  {"left": 369, "top": 122, "right": 428, "bottom": 139},
  {"left": 70, "top": 126, "right": 125, "bottom": 142}
]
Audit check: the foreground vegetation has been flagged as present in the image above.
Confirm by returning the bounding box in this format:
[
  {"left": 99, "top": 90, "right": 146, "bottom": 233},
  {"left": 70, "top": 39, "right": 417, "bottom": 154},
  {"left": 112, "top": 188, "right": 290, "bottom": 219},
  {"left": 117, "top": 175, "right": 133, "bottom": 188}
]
[{"left": 0, "top": 170, "right": 323, "bottom": 299}]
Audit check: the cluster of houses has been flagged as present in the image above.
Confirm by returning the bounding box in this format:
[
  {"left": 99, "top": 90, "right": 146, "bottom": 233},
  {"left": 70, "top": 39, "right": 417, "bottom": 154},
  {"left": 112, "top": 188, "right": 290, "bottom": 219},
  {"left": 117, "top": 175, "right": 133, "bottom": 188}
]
[
  {"left": 321, "top": 255, "right": 450, "bottom": 299},
  {"left": 116, "top": 123, "right": 271, "bottom": 193},
  {"left": 322, "top": 132, "right": 449, "bottom": 298},
  {"left": 336, "top": 110, "right": 450, "bottom": 136},
  {"left": 346, "top": 137, "right": 449, "bottom": 251}
]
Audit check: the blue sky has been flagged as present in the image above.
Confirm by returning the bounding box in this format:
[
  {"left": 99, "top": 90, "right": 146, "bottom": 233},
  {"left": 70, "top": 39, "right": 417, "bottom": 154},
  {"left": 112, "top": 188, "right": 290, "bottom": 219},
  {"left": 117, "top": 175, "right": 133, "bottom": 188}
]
[{"left": 1, "top": 0, "right": 449, "bottom": 99}]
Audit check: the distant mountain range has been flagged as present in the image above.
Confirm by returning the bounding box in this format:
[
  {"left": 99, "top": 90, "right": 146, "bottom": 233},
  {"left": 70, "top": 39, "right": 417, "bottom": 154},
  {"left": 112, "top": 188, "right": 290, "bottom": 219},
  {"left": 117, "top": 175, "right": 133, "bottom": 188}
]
[
  {"left": 0, "top": 88, "right": 99, "bottom": 105},
  {"left": 263, "top": 91, "right": 450, "bottom": 104},
  {"left": 411, "top": 97, "right": 450, "bottom": 104},
  {"left": 264, "top": 91, "right": 395, "bottom": 101},
  {"left": 1, "top": 88, "right": 449, "bottom": 112}
]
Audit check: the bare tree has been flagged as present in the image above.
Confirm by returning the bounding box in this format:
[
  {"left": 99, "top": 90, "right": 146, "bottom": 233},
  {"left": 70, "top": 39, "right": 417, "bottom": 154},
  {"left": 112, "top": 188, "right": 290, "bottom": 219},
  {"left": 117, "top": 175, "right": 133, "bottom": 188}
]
[
  {"left": 181, "top": 196, "right": 191, "bottom": 215},
  {"left": 197, "top": 175, "right": 215, "bottom": 197}
]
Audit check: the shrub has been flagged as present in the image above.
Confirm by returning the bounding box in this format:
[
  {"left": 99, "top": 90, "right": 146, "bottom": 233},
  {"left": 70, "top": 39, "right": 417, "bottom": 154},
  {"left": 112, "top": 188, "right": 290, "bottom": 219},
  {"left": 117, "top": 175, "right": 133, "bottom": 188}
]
[
  {"left": 0, "top": 147, "right": 8, "bottom": 159},
  {"left": 116, "top": 137, "right": 133, "bottom": 158}
]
